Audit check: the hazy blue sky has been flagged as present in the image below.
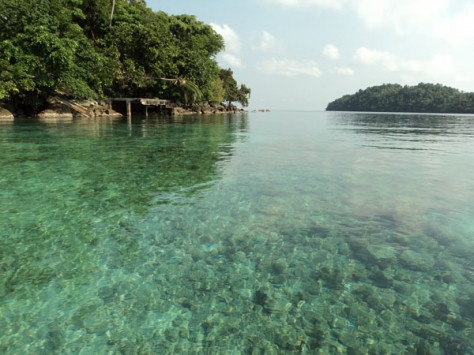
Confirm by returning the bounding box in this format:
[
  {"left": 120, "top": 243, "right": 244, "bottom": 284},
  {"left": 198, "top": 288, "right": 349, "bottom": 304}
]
[{"left": 148, "top": 0, "right": 474, "bottom": 110}]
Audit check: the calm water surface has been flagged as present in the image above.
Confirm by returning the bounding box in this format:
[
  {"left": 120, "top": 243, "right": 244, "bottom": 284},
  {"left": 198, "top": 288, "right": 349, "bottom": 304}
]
[{"left": 0, "top": 112, "right": 473, "bottom": 353}]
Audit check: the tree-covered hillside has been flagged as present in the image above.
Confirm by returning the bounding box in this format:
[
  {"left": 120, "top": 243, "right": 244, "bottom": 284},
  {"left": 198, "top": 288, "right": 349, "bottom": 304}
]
[
  {"left": 326, "top": 83, "right": 474, "bottom": 113},
  {"left": 0, "top": 0, "right": 250, "bottom": 113}
]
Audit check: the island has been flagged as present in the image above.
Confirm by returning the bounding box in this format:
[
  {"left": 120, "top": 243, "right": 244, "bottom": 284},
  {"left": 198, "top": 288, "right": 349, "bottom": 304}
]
[
  {"left": 0, "top": 0, "right": 250, "bottom": 119},
  {"left": 326, "top": 83, "right": 474, "bottom": 113}
]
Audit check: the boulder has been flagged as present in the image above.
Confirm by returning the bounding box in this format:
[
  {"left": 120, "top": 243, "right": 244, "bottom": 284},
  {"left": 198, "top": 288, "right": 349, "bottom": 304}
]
[
  {"left": 0, "top": 108, "right": 14, "bottom": 121},
  {"left": 37, "top": 105, "right": 73, "bottom": 122},
  {"left": 46, "top": 97, "right": 122, "bottom": 118}
]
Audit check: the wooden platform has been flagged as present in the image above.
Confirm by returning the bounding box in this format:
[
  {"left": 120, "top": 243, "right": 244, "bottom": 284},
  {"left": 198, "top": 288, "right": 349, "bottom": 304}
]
[{"left": 107, "top": 98, "right": 169, "bottom": 117}]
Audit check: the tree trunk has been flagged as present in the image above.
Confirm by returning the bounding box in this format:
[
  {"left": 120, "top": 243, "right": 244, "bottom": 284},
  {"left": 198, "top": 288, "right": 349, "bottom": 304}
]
[{"left": 110, "top": 0, "right": 116, "bottom": 26}]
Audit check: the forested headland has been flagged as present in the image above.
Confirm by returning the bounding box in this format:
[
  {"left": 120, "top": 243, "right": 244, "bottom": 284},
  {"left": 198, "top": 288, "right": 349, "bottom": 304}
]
[
  {"left": 326, "top": 83, "right": 474, "bottom": 113},
  {"left": 0, "top": 0, "right": 250, "bottom": 115}
]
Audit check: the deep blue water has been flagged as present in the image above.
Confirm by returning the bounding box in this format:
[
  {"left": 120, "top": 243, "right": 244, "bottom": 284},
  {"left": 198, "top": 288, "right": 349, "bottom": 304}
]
[{"left": 0, "top": 112, "right": 473, "bottom": 353}]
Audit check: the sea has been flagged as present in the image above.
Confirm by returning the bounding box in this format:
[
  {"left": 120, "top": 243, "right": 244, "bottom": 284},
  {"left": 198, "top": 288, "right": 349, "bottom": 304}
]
[{"left": 0, "top": 111, "right": 473, "bottom": 354}]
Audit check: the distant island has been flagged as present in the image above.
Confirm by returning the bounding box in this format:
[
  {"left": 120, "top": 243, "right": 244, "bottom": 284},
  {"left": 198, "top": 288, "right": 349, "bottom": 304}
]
[{"left": 326, "top": 83, "right": 474, "bottom": 113}]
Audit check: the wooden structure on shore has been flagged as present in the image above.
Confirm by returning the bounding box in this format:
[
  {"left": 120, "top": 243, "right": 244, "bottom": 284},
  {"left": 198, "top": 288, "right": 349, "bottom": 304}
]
[{"left": 107, "top": 98, "right": 170, "bottom": 118}]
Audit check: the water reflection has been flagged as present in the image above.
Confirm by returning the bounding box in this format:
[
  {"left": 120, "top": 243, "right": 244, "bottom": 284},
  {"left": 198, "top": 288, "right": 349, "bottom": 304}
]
[
  {"left": 0, "top": 115, "right": 250, "bottom": 352},
  {"left": 332, "top": 111, "right": 474, "bottom": 134},
  {"left": 329, "top": 112, "right": 474, "bottom": 151},
  {"left": 1, "top": 114, "right": 248, "bottom": 211}
]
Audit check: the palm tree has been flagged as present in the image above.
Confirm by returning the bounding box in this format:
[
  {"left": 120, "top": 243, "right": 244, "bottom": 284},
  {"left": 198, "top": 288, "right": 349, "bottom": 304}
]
[{"left": 160, "top": 77, "right": 202, "bottom": 105}]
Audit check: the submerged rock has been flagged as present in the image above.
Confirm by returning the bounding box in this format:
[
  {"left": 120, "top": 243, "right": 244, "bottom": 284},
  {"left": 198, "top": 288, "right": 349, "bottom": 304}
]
[
  {"left": 400, "top": 250, "right": 435, "bottom": 271},
  {"left": 366, "top": 245, "right": 398, "bottom": 268}
]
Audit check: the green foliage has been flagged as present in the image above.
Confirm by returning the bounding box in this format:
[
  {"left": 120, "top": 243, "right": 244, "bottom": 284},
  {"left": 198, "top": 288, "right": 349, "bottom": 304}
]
[
  {"left": 237, "top": 84, "right": 251, "bottom": 107},
  {"left": 219, "top": 69, "right": 251, "bottom": 107},
  {"left": 167, "top": 15, "right": 224, "bottom": 102},
  {"left": 79, "top": 0, "right": 113, "bottom": 39},
  {"left": 0, "top": 41, "right": 36, "bottom": 100},
  {"left": 0, "top": 0, "right": 250, "bottom": 112},
  {"left": 208, "top": 79, "right": 225, "bottom": 105},
  {"left": 326, "top": 83, "right": 474, "bottom": 113},
  {"left": 180, "top": 80, "right": 203, "bottom": 105},
  {"left": 0, "top": 0, "right": 107, "bottom": 109},
  {"left": 220, "top": 68, "right": 238, "bottom": 105},
  {"left": 164, "top": 79, "right": 203, "bottom": 105}
]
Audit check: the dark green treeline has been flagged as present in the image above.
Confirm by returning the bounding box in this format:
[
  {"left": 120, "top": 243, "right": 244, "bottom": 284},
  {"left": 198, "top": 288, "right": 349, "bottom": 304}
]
[
  {"left": 326, "top": 83, "right": 474, "bottom": 113},
  {"left": 0, "top": 0, "right": 250, "bottom": 113}
]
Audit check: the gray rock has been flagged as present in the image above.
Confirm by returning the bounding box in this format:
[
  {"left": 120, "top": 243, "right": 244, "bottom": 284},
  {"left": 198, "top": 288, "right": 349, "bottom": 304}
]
[
  {"left": 366, "top": 245, "right": 397, "bottom": 267},
  {"left": 400, "top": 250, "right": 435, "bottom": 271}
]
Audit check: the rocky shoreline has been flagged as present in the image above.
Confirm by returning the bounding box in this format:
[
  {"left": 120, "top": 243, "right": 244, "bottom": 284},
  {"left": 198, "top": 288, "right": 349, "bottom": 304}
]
[
  {"left": 1, "top": 97, "right": 246, "bottom": 122},
  {"left": 167, "top": 103, "right": 245, "bottom": 116},
  {"left": 0, "top": 99, "right": 122, "bottom": 122}
]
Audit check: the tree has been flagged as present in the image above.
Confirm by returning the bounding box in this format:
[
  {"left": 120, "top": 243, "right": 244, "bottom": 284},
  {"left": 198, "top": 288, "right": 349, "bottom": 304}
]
[
  {"left": 208, "top": 78, "right": 225, "bottom": 105},
  {"left": 219, "top": 69, "right": 250, "bottom": 107},
  {"left": 110, "top": 0, "right": 116, "bottom": 26},
  {"left": 237, "top": 84, "right": 251, "bottom": 107},
  {"left": 219, "top": 68, "right": 238, "bottom": 106},
  {"left": 79, "top": 0, "right": 112, "bottom": 40},
  {"left": 0, "top": 0, "right": 110, "bottom": 110},
  {"left": 0, "top": 0, "right": 251, "bottom": 111},
  {"left": 168, "top": 15, "right": 224, "bottom": 102},
  {"left": 159, "top": 77, "right": 202, "bottom": 105}
]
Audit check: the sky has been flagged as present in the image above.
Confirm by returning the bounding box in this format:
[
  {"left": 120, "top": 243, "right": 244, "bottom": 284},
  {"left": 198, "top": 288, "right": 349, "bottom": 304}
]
[{"left": 149, "top": 0, "right": 474, "bottom": 111}]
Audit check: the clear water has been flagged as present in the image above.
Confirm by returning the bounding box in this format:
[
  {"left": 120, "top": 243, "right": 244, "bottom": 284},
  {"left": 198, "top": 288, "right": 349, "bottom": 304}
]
[{"left": 1, "top": 112, "right": 473, "bottom": 354}]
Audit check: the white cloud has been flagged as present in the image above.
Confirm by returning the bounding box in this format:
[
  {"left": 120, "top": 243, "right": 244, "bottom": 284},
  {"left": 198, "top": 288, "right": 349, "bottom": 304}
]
[
  {"left": 423, "top": 54, "right": 455, "bottom": 78},
  {"left": 211, "top": 23, "right": 241, "bottom": 53},
  {"left": 336, "top": 67, "right": 354, "bottom": 76},
  {"left": 434, "top": 4, "right": 474, "bottom": 45},
  {"left": 267, "top": 0, "right": 474, "bottom": 46},
  {"left": 323, "top": 44, "right": 340, "bottom": 60},
  {"left": 271, "top": 0, "right": 345, "bottom": 9},
  {"left": 352, "top": 0, "right": 391, "bottom": 29},
  {"left": 352, "top": 0, "right": 474, "bottom": 45},
  {"left": 211, "top": 23, "right": 243, "bottom": 68},
  {"left": 353, "top": 0, "right": 448, "bottom": 35},
  {"left": 255, "top": 31, "right": 278, "bottom": 52},
  {"left": 221, "top": 53, "right": 243, "bottom": 68},
  {"left": 354, "top": 46, "right": 455, "bottom": 80},
  {"left": 354, "top": 47, "right": 398, "bottom": 71},
  {"left": 257, "top": 58, "right": 322, "bottom": 77}
]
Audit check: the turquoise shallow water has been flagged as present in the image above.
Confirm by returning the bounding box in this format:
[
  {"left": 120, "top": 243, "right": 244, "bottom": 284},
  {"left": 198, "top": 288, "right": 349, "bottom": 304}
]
[{"left": 0, "top": 112, "right": 473, "bottom": 354}]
